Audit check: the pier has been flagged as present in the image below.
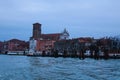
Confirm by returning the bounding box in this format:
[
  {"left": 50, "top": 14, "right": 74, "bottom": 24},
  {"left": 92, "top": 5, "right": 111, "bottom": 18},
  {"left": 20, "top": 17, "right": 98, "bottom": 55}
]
[{"left": 26, "top": 50, "right": 120, "bottom": 59}]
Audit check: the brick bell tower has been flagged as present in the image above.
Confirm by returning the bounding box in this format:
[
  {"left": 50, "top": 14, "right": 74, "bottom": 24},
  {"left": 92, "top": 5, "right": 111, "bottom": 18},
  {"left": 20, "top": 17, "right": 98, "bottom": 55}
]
[{"left": 32, "top": 23, "right": 42, "bottom": 39}]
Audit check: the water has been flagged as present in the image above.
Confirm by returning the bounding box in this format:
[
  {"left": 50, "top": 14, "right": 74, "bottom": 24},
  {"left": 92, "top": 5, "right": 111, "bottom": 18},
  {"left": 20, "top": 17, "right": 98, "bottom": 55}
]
[{"left": 0, "top": 55, "right": 120, "bottom": 80}]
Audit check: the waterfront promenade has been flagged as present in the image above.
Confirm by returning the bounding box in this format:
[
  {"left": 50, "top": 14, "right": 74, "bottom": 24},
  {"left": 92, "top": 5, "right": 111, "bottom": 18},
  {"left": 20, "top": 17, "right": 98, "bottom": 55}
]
[{"left": 1, "top": 51, "right": 120, "bottom": 59}]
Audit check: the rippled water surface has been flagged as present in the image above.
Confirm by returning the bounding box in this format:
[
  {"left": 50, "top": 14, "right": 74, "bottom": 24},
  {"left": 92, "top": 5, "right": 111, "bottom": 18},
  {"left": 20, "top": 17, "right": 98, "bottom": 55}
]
[{"left": 0, "top": 55, "right": 120, "bottom": 80}]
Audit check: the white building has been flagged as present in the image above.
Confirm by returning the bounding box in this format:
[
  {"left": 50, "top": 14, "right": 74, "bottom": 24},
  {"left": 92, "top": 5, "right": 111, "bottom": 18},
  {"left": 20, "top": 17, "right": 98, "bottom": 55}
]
[
  {"left": 60, "top": 28, "right": 69, "bottom": 40},
  {"left": 29, "top": 38, "right": 37, "bottom": 54}
]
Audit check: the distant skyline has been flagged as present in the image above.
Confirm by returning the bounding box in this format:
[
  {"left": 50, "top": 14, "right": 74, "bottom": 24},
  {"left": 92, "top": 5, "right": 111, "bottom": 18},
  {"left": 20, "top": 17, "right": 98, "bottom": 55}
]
[{"left": 0, "top": 0, "right": 120, "bottom": 41}]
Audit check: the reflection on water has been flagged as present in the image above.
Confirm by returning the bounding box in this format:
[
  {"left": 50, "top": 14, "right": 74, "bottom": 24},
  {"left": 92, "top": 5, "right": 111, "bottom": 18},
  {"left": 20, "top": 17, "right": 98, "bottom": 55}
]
[{"left": 0, "top": 55, "right": 120, "bottom": 80}]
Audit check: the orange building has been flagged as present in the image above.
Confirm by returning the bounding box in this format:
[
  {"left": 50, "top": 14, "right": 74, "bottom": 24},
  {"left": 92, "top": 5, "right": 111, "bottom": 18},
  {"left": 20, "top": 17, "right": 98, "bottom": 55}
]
[
  {"left": 29, "top": 23, "right": 69, "bottom": 52},
  {"left": 7, "top": 39, "right": 29, "bottom": 51},
  {"left": 36, "top": 40, "right": 55, "bottom": 51}
]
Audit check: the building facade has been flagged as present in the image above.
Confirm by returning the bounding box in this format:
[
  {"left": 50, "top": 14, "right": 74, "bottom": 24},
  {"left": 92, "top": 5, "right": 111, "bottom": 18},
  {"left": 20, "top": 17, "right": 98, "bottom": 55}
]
[
  {"left": 29, "top": 38, "right": 37, "bottom": 53},
  {"left": 0, "top": 41, "right": 3, "bottom": 53},
  {"left": 60, "top": 28, "right": 69, "bottom": 40},
  {"left": 36, "top": 40, "right": 55, "bottom": 51},
  {"left": 0, "top": 39, "right": 29, "bottom": 54},
  {"left": 54, "top": 37, "right": 93, "bottom": 54},
  {"left": 29, "top": 23, "right": 70, "bottom": 52}
]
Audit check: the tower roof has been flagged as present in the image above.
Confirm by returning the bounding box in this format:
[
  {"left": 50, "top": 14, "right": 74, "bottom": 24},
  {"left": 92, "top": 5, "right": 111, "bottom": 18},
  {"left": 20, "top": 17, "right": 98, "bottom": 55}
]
[
  {"left": 62, "top": 28, "right": 69, "bottom": 36},
  {"left": 33, "top": 23, "right": 41, "bottom": 25}
]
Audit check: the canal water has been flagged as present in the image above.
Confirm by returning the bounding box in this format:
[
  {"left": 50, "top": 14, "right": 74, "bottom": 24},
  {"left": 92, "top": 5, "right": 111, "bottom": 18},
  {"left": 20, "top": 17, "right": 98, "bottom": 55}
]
[{"left": 0, "top": 55, "right": 120, "bottom": 80}]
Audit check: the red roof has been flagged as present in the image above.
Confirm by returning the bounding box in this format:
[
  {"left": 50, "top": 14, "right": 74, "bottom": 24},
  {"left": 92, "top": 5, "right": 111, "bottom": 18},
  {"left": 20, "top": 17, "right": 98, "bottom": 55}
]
[
  {"left": 77, "top": 37, "right": 93, "bottom": 43},
  {"left": 8, "top": 39, "right": 25, "bottom": 42},
  {"left": 33, "top": 23, "right": 41, "bottom": 25},
  {"left": 41, "top": 33, "right": 61, "bottom": 40}
]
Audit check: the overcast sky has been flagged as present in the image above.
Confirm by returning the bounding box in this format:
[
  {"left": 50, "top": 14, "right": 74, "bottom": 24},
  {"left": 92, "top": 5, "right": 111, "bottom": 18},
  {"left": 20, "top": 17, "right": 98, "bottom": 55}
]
[{"left": 0, "top": 0, "right": 120, "bottom": 41}]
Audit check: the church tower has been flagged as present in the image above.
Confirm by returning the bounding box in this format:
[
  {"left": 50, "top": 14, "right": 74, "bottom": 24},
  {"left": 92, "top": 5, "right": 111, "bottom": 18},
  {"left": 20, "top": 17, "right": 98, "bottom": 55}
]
[{"left": 32, "top": 23, "right": 41, "bottom": 39}]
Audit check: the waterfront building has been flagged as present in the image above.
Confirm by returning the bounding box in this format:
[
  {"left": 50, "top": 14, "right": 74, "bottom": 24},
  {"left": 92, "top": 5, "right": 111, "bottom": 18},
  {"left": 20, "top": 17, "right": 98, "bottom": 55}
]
[
  {"left": 0, "top": 41, "right": 3, "bottom": 53},
  {"left": 29, "top": 22, "right": 70, "bottom": 52},
  {"left": 29, "top": 38, "right": 37, "bottom": 53},
  {"left": 54, "top": 37, "right": 93, "bottom": 54},
  {"left": 7, "top": 39, "right": 29, "bottom": 51},
  {"left": 60, "top": 28, "right": 69, "bottom": 40},
  {"left": 36, "top": 40, "right": 55, "bottom": 51},
  {"left": 1, "top": 39, "right": 29, "bottom": 54},
  {"left": 30, "top": 23, "right": 68, "bottom": 40},
  {"left": 3, "top": 41, "right": 8, "bottom": 53}
]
